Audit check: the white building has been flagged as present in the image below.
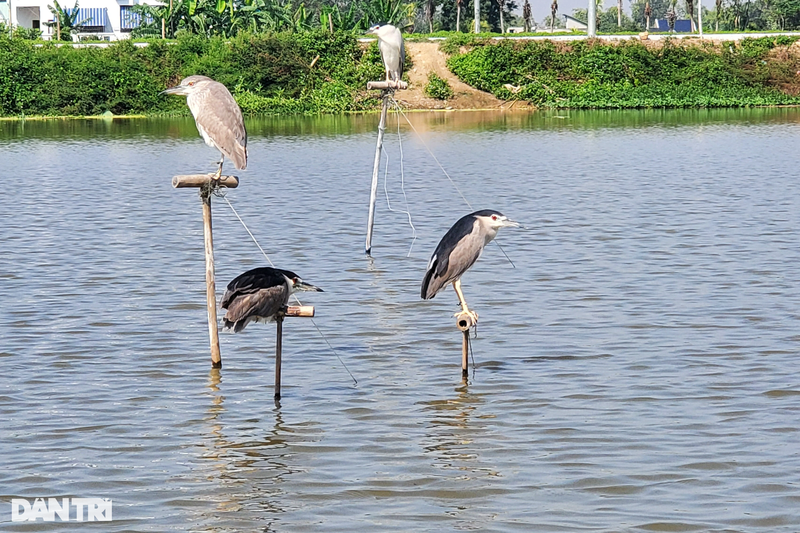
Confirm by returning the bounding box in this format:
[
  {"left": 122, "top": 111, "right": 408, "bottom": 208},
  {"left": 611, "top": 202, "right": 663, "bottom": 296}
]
[{"left": 2, "top": 0, "right": 157, "bottom": 40}]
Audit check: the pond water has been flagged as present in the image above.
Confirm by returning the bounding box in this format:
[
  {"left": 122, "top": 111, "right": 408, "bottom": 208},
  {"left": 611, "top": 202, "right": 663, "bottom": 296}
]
[{"left": 2, "top": 108, "right": 800, "bottom": 532}]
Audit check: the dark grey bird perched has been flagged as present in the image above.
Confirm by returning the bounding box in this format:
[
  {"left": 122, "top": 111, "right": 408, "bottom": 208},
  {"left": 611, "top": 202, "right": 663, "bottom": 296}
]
[
  {"left": 421, "top": 210, "right": 519, "bottom": 323},
  {"left": 221, "top": 267, "right": 322, "bottom": 333},
  {"left": 367, "top": 23, "right": 404, "bottom": 84},
  {"left": 162, "top": 75, "right": 247, "bottom": 180}
]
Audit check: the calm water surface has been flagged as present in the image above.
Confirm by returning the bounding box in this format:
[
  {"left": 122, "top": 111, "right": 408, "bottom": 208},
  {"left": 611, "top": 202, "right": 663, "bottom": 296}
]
[{"left": 2, "top": 109, "right": 800, "bottom": 532}]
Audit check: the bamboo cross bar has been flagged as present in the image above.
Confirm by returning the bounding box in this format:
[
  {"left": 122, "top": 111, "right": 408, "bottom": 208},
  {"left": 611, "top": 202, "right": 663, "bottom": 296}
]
[
  {"left": 173, "top": 172, "right": 239, "bottom": 368},
  {"left": 367, "top": 80, "right": 408, "bottom": 91},
  {"left": 172, "top": 174, "right": 240, "bottom": 189},
  {"left": 274, "top": 305, "right": 316, "bottom": 402}
]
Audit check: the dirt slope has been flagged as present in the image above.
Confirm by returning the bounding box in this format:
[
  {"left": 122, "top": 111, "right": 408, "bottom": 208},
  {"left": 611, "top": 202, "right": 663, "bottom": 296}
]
[{"left": 397, "top": 41, "right": 503, "bottom": 110}]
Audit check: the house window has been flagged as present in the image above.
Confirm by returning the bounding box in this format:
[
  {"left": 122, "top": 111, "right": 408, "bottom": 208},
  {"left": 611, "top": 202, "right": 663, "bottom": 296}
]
[{"left": 32, "top": 20, "right": 40, "bottom": 29}]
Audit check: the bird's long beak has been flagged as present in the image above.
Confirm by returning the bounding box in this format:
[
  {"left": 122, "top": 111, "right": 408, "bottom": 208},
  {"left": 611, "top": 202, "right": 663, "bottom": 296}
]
[
  {"left": 161, "top": 85, "right": 187, "bottom": 95},
  {"left": 295, "top": 281, "right": 323, "bottom": 292},
  {"left": 502, "top": 218, "right": 521, "bottom": 228}
]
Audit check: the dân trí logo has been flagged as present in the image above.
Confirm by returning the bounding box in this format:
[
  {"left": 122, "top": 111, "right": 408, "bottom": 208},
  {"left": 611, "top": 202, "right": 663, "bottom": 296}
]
[{"left": 11, "top": 498, "right": 112, "bottom": 522}]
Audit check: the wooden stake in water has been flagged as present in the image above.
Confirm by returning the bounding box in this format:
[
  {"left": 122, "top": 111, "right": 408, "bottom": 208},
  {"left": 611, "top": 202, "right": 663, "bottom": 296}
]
[
  {"left": 366, "top": 91, "right": 389, "bottom": 255},
  {"left": 275, "top": 314, "right": 283, "bottom": 400},
  {"left": 273, "top": 305, "right": 315, "bottom": 402},
  {"left": 173, "top": 173, "right": 239, "bottom": 367},
  {"left": 455, "top": 311, "right": 477, "bottom": 378}
]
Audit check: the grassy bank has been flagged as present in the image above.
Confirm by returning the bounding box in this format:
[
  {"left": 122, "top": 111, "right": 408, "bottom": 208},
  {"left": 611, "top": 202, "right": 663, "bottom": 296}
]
[
  {"left": 444, "top": 35, "right": 800, "bottom": 108},
  {"left": 4, "top": 32, "right": 800, "bottom": 116},
  {"left": 0, "top": 31, "right": 386, "bottom": 117}
]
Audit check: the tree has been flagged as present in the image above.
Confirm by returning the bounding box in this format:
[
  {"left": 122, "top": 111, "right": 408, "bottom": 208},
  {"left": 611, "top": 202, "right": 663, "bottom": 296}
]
[
  {"left": 716, "top": 0, "right": 722, "bottom": 29},
  {"left": 644, "top": 1, "right": 651, "bottom": 28},
  {"left": 686, "top": 0, "right": 695, "bottom": 29},
  {"left": 424, "top": 0, "right": 437, "bottom": 32},
  {"left": 47, "top": 0, "right": 89, "bottom": 41},
  {"left": 522, "top": 0, "right": 532, "bottom": 30},
  {"left": 497, "top": 0, "right": 506, "bottom": 32},
  {"left": 456, "top": 0, "right": 464, "bottom": 30},
  {"left": 550, "top": 0, "right": 558, "bottom": 29}
]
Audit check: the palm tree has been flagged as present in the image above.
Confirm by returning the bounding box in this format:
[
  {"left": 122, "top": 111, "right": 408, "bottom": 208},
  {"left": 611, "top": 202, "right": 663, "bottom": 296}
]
[
  {"left": 497, "top": 0, "right": 505, "bottom": 33},
  {"left": 456, "top": 0, "right": 463, "bottom": 31},
  {"left": 715, "top": 0, "right": 722, "bottom": 30},
  {"left": 550, "top": 0, "right": 557, "bottom": 30},
  {"left": 522, "top": 0, "right": 531, "bottom": 31},
  {"left": 47, "top": 0, "right": 89, "bottom": 41},
  {"left": 686, "top": 0, "right": 695, "bottom": 30},
  {"left": 424, "top": 0, "right": 436, "bottom": 32},
  {"left": 618, "top": 0, "right": 622, "bottom": 25},
  {"left": 644, "top": 0, "right": 651, "bottom": 29}
]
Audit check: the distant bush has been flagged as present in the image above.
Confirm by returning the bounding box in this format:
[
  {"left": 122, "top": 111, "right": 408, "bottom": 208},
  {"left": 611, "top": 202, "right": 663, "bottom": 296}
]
[
  {"left": 0, "top": 30, "right": 386, "bottom": 116},
  {"left": 444, "top": 35, "right": 800, "bottom": 108},
  {"left": 424, "top": 72, "right": 454, "bottom": 99}
]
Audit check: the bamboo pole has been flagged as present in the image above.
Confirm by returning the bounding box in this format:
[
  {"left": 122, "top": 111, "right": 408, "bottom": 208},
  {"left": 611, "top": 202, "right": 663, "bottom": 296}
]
[
  {"left": 275, "top": 315, "right": 283, "bottom": 400},
  {"left": 366, "top": 80, "right": 408, "bottom": 91},
  {"left": 201, "top": 187, "right": 222, "bottom": 368},
  {"left": 172, "top": 173, "right": 238, "bottom": 367},
  {"left": 365, "top": 92, "right": 389, "bottom": 255},
  {"left": 455, "top": 311, "right": 477, "bottom": 377}
]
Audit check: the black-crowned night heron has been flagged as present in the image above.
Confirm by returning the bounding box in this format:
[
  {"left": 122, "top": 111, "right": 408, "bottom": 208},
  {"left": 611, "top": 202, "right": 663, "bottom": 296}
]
[
  {"left": 421, "top": 210, "right": 519, "bottom": 323},
  {"left": 221, "top": 267, "right": 322, "bottom": 333},
  {"left": 163, "top": 75, "right": 247, "bottom": 180},
  {"left": 367, "top": 23, "right": 404, "bottom": 84}
]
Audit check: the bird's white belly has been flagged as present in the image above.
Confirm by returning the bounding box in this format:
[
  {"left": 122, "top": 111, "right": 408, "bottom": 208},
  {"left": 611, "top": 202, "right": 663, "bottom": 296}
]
[{"left": 195, "top": 123, "right": 217, "bottom": 150}]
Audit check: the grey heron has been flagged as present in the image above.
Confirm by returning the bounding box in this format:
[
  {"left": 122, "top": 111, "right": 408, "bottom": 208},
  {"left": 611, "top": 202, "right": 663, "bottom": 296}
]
[
  {"left": 421, "top": 210, "right": 519, "bottom": 323},
  {"left": 221, "top": 267, "right": 322, "bottom": 333},
  {"left": 367, "top": 23, "right": 404, "bottom": 85},
  {"left": 163, "top": 75, "right": 247, "bottom": 180}
]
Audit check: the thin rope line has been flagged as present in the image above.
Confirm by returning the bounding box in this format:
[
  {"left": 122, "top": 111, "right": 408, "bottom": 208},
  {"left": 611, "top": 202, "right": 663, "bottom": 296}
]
[
  {"left": 220, "top": 194, "right": 357, "bottom": 386},
  {"left": 391, "top": 97, "right": 472, "bottom": 210},
  {"left": 381, "top": 126, "right": 417, "bottom": 257},
  {"left": 390, "top": 98, "right": 515, "bottom": 268}
]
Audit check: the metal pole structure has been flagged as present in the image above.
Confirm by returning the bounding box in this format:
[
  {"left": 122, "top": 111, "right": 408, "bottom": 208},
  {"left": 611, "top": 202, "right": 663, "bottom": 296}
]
[
  {"left": 365, "top": 92, "right": 389, "bottom": 256},
  {"left": 698, "top": 0, "right": 703, "bottom": 36},
  {"left": 587, "top": 0, "right": 596, "bottom": 37},
  {"left": 275, "top": 315, "right": 283, "bottom": 401},
  {"left": 474, "top": 0, "right": 480, "bottom": 33}
]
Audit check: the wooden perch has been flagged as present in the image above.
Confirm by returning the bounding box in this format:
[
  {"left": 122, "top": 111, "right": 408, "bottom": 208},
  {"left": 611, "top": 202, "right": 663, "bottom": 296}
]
[
  {"left": 367, "top": 80, "right": 408, "bottom": 91},
  {"left": 286, "top": 305, "right": 315, "bottom": 318},
  {"left": 172, "top": 174, "right": 240, "bottom": 189}
]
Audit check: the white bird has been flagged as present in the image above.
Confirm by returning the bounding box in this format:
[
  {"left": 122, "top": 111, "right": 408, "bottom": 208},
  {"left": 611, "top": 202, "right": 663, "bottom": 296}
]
[
  {"left": 368, "top": 23, "right": 405, "bottom": 85},
  {"left": 163, "top": 75, "right": 247, "bottom": 180}
]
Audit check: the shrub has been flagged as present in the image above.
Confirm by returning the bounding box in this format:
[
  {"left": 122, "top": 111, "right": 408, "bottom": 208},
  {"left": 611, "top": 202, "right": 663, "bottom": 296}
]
[{"left": 424, "top": 72, "right": 454, "bottom": 99}]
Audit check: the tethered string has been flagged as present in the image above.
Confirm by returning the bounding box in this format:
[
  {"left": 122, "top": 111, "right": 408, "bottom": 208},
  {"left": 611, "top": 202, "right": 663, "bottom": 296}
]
[
  {"left": 218, "top": 191, "right": 357, "bottom": 386},
  {"left": 390, "top": 97, "right": 515, "bottom": 269}
]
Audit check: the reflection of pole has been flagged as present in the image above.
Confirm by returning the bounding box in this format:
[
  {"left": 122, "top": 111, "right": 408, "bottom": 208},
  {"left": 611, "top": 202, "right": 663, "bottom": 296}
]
[
  {"left": 587, "top": 0, "right": 596, "bottom": 37},
  {"left": 474, "top": 0, "right": 480, "bottom": 33},
  {"left": 365, "top": 91, "right": 388, "bottom": 255}
]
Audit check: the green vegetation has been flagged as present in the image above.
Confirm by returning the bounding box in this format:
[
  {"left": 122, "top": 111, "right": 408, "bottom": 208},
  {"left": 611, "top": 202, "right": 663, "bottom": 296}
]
[
  {"left": 0, "top": 31, "right": 389, "bottom": 116},
  {"left": 424, "top": 72, "right": 454, "bottom": 99},
  {"left": 445, "top": 35, "right": 800, "bottom": 108}
]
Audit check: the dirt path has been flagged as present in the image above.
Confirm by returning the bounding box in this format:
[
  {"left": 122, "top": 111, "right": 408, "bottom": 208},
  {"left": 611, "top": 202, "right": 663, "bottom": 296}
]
[{"left": 397, "top": 42, "right": 503, "bottom": 110}]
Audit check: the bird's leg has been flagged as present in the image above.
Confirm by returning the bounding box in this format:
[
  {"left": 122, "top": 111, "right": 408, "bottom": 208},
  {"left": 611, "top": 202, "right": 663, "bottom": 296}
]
[
  {"left": 213, "top": 155, "right": 224, "bottom": 181},
  {"left": 452, "top": 279, "right": 478, "bottom": 324}
]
